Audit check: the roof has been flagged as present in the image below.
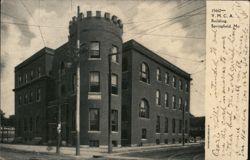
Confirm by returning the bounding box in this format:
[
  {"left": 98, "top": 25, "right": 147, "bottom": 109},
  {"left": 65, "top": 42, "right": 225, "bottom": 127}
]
[
  {"left": 15, "top": 47, "right": 54, "bottom": 71},
  {"left": 123, "top": 39, "right": 191, "bottom": 80}
]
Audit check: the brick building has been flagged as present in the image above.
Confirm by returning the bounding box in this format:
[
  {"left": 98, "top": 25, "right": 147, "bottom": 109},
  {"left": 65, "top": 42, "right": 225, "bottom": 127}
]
[
  {"left": 121, "top": 40, "right": 191, "bottom": 146},
  {"left": 14, "top": 48, "right": 55, "bottom": 143},
  {"left": 14, "top": 9, "right": 191, "bottom": 147}
]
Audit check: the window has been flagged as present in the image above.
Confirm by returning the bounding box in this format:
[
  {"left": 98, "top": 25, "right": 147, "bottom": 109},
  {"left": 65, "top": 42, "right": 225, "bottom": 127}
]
[
  {"left": 179, "top": 80, "right": 183, "bottom": 90},
  {"left": 89, "top": 109, "right": 99, "bottom": 131},
  {"left": 29, "top": 91, "right": 34, "bottom": 103},
  {"left": 164, "top": 93, "right": 169, "bottom": 108},
  {"left": 172, "top": 118, "right": 176, "bottom": 133},
  {"left": 29, "top": 117, "right": 32, "bottom": 131},
  {"left": 18, "top": 95, "right": 22, "bottom": 105},
  {"left": 89, "top": 42, "right": 100, "bottom": 58},
  {"left": 165, "top": 117, "right": 168, "bottom": 133},
  {"left": 112, "top": 141, "right": 118, "bottom": 147},
  {"left": 172, "top": 76, "right": 177, "bottom": 88},
  {"left": 111, "top": 110, "right": 118, "bottom": 132},
  {"left": 111, "top": 74, "right": 118, "bottom": 95},
  {"left": 37, "top": 67, "right": 41, "bottom": 77},
  {"left": 185, "top": 99, "right": 189, "bottom": 112},
  {"left": 142, "top": 128, "right": 147, "bottom": 139},
  {"left": 172, "top": 139, "right": 175, "bottom": 144},
  {"left": 139, "top": 99, "right": 149, "bottom": 118},
  {"left": 179, "top": 97, "right": 182, "bottom": 110},
  {"left": 179, "top": 138, "right": 182, "bottom": 143},
  {"left": 185, "top": 82, "right": 189, "bottom": 92},
  {"left": 25, "top": 73, "right": 28, "bottom": 83},
  {"left": 164, "top": 139, "right": 168, "bottom": 144},
  {"left": 156, "top": 139, "right": 160, "bottom": 145},
  {"left": 165, "top": 72, "right": 169, "bottom": 84},
  {"left": 35, "top": 116, "right": 40, "bottom": 133},
  {"left": 122, "top": 57, "right": 128, "bottom": 72},
  {"left": 72, "top": 74, "right": 76, "bottom": 93},
  {"left": 156, "top": 115, "right": 160, "bottom": 133},
  {"left": 30, "top": 70, "right": 34, "bottom": 80},
  {"left": 61, "top": 85, "right": 66, "bottom": 96},
  {"left": 24, "top": 119, "right": 27, "bottom": 131},
  {"left": 140, "top": 63, "right": 150, "bottom": 83},
  {"left": 122, "top": 106, "right": 128, "bottom": 121},
  {"left": 185, "top": 120, "right": 188, "bottom": 133},
  {"left": 89, "top": 72, "right": 100, "bottom": 92},
  {"left": 156, "top": 68, "right": 161, "bottom": 81},
  {"left": 156, "top": 90, "right": 161, "bottom": 105},
  {"left": 36, "top": 88, "right": 41, "bottom": 101},
  {"left": 18, "top": 75, "right": 22, "bottom": 85},
  {"left": 179, "top": 120, "right": 182, "bottom": 133},
  {"left": 172, "top": 95, "right": 176, "bottom": 109},
  {"left": 60, "top": 62, "right": 66, "bottom": 75},
  {"left": 122, "top": 79, "right": 128, "bottom": 90},
  {"left": 24, "top": 93, "right": 28, "bottom": 104},
  {"left": 111, "top": 45, "right": 119, "bottom": 63},
  {"left": 89, "top": 140, "right": 99, "bottom": 147}
]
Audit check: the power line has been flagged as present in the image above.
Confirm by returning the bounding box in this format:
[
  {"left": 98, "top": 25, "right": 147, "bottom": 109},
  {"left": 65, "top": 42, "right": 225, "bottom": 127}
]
[
  {"left": 128, "top": 5, "right": 205, "bottom": 40},
  {"left": 19, "top": 0, "right": 46, "bottom": 46},
  {"left": 1, "top": 21, "right": 67, "bottom": 29},
  {"left": 191, "top": 66, "right": 206, "bottom": 75},
  {"left": 126, "top": 33, "right": 204, "bottom": 40},
  {"left": 124, "top": 1, "right": 199, "bottom": 30}
]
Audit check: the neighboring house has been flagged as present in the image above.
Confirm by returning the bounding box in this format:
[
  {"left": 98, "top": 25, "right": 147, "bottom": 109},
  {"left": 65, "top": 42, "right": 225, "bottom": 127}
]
[
  {"left": 14, "top": 10, "right": 191, "bottom": 147},
  {"left": 189, "top": 115, "right": 205, "bottom": 142}
]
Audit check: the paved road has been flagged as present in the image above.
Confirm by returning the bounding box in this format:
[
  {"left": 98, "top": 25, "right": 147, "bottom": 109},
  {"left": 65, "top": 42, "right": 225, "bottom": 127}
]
[
  {"left": 0, "top": 144, "right": 204, "bottom": 160},
  {"left": 116, "top": 144, "right": 204, "bottom": 160},
  {"left": 0, "top": 147, "right": 77, "bottom": 160}
]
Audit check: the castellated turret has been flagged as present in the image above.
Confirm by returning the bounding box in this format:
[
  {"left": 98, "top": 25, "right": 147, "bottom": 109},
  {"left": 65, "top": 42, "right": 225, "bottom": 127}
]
[
  {"left": 66, "top": 8, "right": 123, "bottom": 146},
  {"left": 68, "top": 10, "right": 123, "bottom": 49}
]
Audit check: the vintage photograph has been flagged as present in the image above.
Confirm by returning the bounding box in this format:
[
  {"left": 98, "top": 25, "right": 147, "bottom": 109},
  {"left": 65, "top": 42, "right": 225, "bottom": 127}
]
[{"left": 1, "top": 0, "right": 207, "bottom": 159}]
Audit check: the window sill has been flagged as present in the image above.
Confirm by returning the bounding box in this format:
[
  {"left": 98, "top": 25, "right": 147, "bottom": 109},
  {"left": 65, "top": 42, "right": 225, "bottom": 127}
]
[
  {"left": 156, "top": 104, "right": 161, "bottom": 107},
  {"left": 88, "top": 58, "right": 101, "bottom": 60},
  {"left": 88, "top": 131, "right": 101, "bottom": 133},
  {"left": 164, "top": 132, "right": 169, "bottom": 134},
  {"left": 139, "top": 117, "right": 150, "bottom": 120},
  {"left": 88, "top": 92, "right": 101, "bottom": 100},
  {"left": 112, "top": 131, "right": 119, "bottom": 134},
  {"left": 141, "top": 138, "right": 148, "bottom": 141},
  {"left": 139, "top": 80, "right": 150, "bottom": 85},
  {"left": 111, "top": 94, "right": 119, "bottom": 96},
  {"left": 156, "top": 132, "right": 160, "bottom": 134},
  {"left": 111, "top": 61, "right": 119, "bottom": 65}
]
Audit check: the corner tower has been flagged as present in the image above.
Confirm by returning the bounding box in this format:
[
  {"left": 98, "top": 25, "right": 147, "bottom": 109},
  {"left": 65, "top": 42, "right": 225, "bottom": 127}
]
[{"left": 68, "top": 8, "right": 123, "bottom": 147}]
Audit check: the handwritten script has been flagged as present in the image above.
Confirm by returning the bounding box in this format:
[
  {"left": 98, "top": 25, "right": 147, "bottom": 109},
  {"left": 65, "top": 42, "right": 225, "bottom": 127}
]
[{"left": 206, "top": 1, "right": 249, "bottom": 160}]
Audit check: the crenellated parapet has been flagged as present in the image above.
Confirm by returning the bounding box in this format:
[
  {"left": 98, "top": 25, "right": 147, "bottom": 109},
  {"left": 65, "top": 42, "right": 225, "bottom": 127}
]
[{"left": 68, "top": 11, "right": 123, "bottom": 37}]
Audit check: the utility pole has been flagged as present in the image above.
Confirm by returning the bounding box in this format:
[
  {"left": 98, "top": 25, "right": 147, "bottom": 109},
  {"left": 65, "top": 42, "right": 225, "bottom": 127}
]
[
  {"left": 75, "top": 5, "right": 81, "bottom": 156},
  {"left": 56, "top": 70, "right": 62, "bottom": 154},
  {"left": 108, "top": 54, "right": 112, "bottom": 153},
  {"left": 182, "top": 102, "right": 185, "bottom": 146},
  {"left": 108, "top": 52, "right": 121, "bottom": 153}
]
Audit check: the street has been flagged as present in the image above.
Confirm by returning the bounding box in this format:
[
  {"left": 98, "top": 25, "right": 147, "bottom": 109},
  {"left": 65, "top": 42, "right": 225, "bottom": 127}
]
[
  {"left": 0, "top": 144, "right": 204, "bottom": 160},
  {"left": 118, "top": 144, "right": 204, "bottom": 160}
]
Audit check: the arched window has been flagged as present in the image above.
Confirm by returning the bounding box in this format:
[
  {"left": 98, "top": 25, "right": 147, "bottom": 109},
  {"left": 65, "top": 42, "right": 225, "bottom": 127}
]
[
  {"left": 156, "top": 68, "right": 161, "bottom": 81},
  {"left": 139, "top": 62, "right": 150, "bottom": 83},
  {"left": 139, "top": 99, "right": 149, "bottom": 118},
  {"left": 156, "top": 90, "right": 161, "bottom": 105}
]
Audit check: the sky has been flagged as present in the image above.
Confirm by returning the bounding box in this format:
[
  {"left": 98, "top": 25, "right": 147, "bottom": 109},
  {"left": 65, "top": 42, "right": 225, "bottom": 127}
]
[{"left": 1, "top": 0, "right": 206, "bottom": 117}]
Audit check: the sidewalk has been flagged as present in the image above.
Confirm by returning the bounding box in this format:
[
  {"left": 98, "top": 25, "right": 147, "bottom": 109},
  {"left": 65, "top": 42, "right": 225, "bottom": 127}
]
[{"left": 0, "top": 143, "right": 201, "bottom": 159}]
